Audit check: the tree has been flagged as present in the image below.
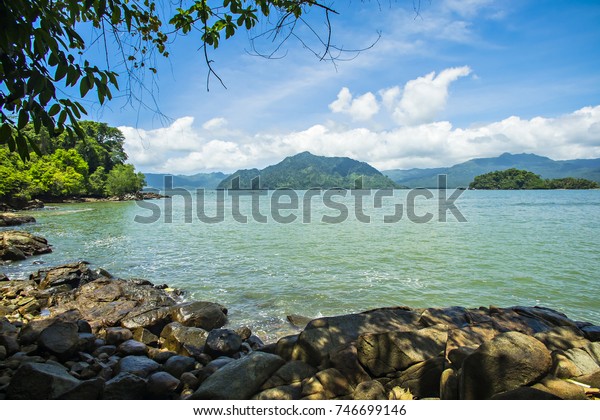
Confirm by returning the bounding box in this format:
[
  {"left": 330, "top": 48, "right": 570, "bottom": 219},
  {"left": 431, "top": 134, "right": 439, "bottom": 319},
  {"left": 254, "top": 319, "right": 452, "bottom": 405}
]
[
  {"left": 1, "top": 1, "right": 353, "bottom": 160},
  {"left": 105, "top": 164, "right": 146, "bottom": 196}
]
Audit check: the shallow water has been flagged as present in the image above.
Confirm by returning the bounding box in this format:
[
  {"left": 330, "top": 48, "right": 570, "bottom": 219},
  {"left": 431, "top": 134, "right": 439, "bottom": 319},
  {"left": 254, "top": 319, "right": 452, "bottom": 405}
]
[{"left": 3, "top": 189, "right": 599, "bottom": 341}]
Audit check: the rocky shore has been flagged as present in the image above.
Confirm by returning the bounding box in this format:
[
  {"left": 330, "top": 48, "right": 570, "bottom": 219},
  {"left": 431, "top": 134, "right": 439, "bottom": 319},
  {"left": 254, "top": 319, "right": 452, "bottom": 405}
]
[{"left": 0, "top": 262, "right": 599, "bottom": 400}]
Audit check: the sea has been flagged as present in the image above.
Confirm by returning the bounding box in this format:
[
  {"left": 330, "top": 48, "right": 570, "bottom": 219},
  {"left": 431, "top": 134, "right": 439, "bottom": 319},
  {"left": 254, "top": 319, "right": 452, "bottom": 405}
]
[{"left": 2, "top": 189, "right": 599, "bottom": 342}]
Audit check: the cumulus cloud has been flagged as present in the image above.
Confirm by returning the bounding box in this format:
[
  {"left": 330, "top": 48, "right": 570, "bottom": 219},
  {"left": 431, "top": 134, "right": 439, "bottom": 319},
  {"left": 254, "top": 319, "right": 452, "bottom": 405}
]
[
  {"left": 329, "top": 87, "right": 380, "bottom": 121},
  {"left": 121, "top": 105, "right": 600, "bottom": 174},
  {"left": 202, "top": 117, "right": 228, "bottom": 130}
]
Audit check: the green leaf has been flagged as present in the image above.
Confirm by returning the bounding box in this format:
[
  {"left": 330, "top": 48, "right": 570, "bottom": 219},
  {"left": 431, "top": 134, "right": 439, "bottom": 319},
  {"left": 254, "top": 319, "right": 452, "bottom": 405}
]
[
  {"left": 17, "top": 110, "right": 29, "bottom": 130},
  {"left": 16, "top": 133, "right": 30, "bottom": 161},
  {"left": 55, "top": 62, "right": 68, "bottom": 81},
  {"left": 80, "top": 76, "right": 90, "bottom": 98},
  {"left": 48, "top": 103, "right": 61, "bottom": 116},
  {"left": 0, "top": 123, "right": 12, "bottom": 145}
]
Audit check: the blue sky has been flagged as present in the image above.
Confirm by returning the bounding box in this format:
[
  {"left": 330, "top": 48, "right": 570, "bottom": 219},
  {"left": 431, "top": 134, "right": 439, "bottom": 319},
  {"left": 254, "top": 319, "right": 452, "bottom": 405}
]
[{"left": 86, "top": 1, "right": 600, "bottom": 174}]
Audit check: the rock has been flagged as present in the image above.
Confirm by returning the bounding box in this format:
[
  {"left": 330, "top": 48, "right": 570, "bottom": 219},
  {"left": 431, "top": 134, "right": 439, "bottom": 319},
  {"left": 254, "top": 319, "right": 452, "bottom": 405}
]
[
  {"left": 160, "top": 322, "right": 207, "bottom": 356},
  {"left": 116, "top": 355, "right": 160, "bottom": 378},
  {"left": 276, "top": 334, "right": 298, "bottom": 360},
  {"left": 329, "top": 342, "right": 371, "bottom": 386},
  {"left": 0, "top": 213, "right": 36, "bottom": 227},
  {"left": 562, "top": 348, "right": 599, "bottom": 376},
  {"left": 180, "top": 372, "right": 200, "bottom": 390},
  {"left": 235, "top": 326, "right": 252, "bottom": 340},
  {"left": 460, "top": 331, "right": 552, "bottom": 399},
  {"left": 133, "top": 327, "right": 159, "bottom": 346},
  {"left": 301, "top": 368, "right": 353, "bottom": 399},
  {"left": 357, "top": 326, "right": 448, "bottom": 376},
  {"left": 440, "top": 368, "right": 458, "bottom": 400},
  {"left": 33, "top": 262, "right": 98, "bottom": 290},
  {"left": 105, "top": 327, "right": 133, "bottom": 345},
  {"left": 0, "top": 345, "right": 6, "bottom": 360},
  {"left": 584, "top": 342, "right": 600, "bottom": 365},
  {"left": 104, "top": 373, "right": 147, "bottom": 399},
  {"left": 190, "top": 352, "right": 285, "bottom": 400},
  {"left": 351, "top": 380, "right": 387, "bottom": 400},
  {"left": 287, "top": 314, "right": 313, "bottom": 329},
  {"left": 253, "top": 384, "right": 302, "bottom": 400},
  {"left": 77, "top": 319, "right": 92, "bottom": 333},
  {"left": 491, "top": 387, "right": 562, "bottom": 400},
  {"left": 387, "top": 386, "right": 413, "bottom": 400},
  {"left": 576, "top": 371, "right": 600, "bottom": 388},
  {"left": 445, "top": 323, "right": 501, "bottom": 362},
  {"left": 38, "top": 321, "right": 80, "bottom": 359},
  {"left": 512, "top": 306, "right": 580, "bottom": 329},
  {"left": 534, "top": 326, "right": 588, "bottom": 351},
  {"left": 384, "top": 357, "right": 445, "bottom": 399},
  {"left": 261, "top": 361, "right": 318, "bottom": 390},
  {"left": 292, "top": 307, "right": 421, "bottom": 367},
  {"left": 170, "top": 301, "right": 228, "bottom": 330},
  {"left": 147, "top": 371, "right": 180, "bottom": 397},
  {"left": 582, "top": 325, "right": 600, "bottom": 342},
  {"left": 0, "top": 231, "right": 51, "bottom": 261},
  {"left": 531, "top": 376, "right": 587, "bottom": 400},
  {"left": 148, "top": 348, "right": 177, "bottom": 364},
  {"left": 204, "top": 329, "right": 242, "bottom": 357},
  {"left": 58, "top": 378, "right": 104, "bottom": 399},
  {"left": 489, "top": 307, "right": 555, "bottom": 335},
  {"left": 418, "top": 307, "right": 470, "bottom": 328},
  {"left": 0, "top": 319, "right": 20, "bottom": 355},
  {"left": 0, "top": 272, "right": 8, "bottom": 282},
  {"left": 120, "top": 306, "right": 172, "bottom": 333},
  {"left": 77, "top": 333, "right": 96, "bottom": 353},
  {"left": 117, "top": 339, "right": 147, "bottom": 356},
  {"left": 6, "top": 362, "right": 81, "bottom": 399},
  {"left": 93, "top": 345, "right": 117, "bottom": 358},
  {"left": 163, "top": 355, "right": 197, "bottom": 379},
  {"left": 447, "top": 346, "right": 477, "bottom": 368}
]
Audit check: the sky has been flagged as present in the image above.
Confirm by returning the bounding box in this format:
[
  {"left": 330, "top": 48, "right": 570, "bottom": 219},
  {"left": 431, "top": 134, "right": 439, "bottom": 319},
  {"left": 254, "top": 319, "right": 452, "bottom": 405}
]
[{"left": 85, "top": 0, "right": 600, "bottom": 174}]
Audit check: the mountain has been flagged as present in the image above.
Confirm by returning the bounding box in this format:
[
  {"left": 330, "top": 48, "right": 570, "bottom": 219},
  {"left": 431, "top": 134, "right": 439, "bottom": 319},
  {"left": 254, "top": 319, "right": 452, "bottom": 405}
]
[
  {"left": 383, "top": 153, "right": 600, "bottom": 188},
  {"left": 217, "top": 151, "right": 401, "bottom": 189},
  {"left": 143, "top": 172, "right": 228, "bottom": 190}
]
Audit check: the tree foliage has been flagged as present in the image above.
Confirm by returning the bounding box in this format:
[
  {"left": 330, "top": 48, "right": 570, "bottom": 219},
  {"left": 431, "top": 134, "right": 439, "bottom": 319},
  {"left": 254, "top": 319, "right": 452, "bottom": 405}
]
[
  {"left": 469, "top": 168, "right": 599, "bottom": 190},
  {"left": 1, "top": 0, "right": 345, "bottom": 159},
  {"left": 0, "top": 121, "right": 145, "bottom": 202}
]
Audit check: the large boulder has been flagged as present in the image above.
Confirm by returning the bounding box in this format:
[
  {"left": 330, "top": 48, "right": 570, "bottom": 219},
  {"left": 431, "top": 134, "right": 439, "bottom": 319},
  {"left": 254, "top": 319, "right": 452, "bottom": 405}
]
[
  {"left": 116, "top": 355, "right": 160, "bottom": 378},
  {"left": 37, "top": 321, "right": 80, "bottom": 359},
  {"left": 104, "top": 372, "right": 147, "bottom": 399},
  {"left": 160, "top": 322, "right": 208, "bottom": 356},
  {"left": 261, "top": 361, "right": 318, "bottom": 390},
  {"left": 32, "top": 262, "right": 100, "bottom": 290},
  {"left": 190, "top": 352, "right": 285, "bottom": 399},
  {"left": 0, "top": 213, "right": 36, "bottom": 227},
  {"left": 460, "top": 331, "right": 552, "bottom": 399},
  {"left": 0, "top": 230, "right": 51, "bottom": 261},
  {"left": 292, "top": 307, "right": 421, "bottom": 367},
  {"left": 170, "top": 301, "right": 228, "bottom": 330},
  {"left": 6, "top": 362, "right": 81, "bottom": 399},
  {"left": 204, "top": 328, "right": 242, "bottom": 357},
  {"left": 357, "top": 325, "right": 448, "bottom": 377},
  {"left": 383, "top": 357, "right": 445, "bottom": 399}
]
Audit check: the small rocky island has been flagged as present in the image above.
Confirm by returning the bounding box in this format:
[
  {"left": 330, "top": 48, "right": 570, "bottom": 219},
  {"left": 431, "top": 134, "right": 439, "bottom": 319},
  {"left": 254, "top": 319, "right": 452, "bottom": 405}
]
[{"left": 1, "top": 260, "right": 599, "bottom": 400}]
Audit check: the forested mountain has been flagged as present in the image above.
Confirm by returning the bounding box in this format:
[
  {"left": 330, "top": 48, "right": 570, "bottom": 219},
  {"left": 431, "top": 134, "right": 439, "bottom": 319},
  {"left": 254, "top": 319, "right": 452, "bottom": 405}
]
[
  {"left": 217, "top": 152, "right": 400, "bottom": 189},
  {"left": 383, "top": 153, "right": 600, "bottom": 188}
]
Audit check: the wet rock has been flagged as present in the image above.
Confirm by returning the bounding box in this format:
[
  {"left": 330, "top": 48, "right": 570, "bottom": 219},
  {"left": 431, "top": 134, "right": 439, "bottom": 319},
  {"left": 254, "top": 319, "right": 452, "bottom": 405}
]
[
  {"left": 6, "top": 362, "right": 81, "bottom": 399},
  {"left": 351, "top": 380, "right": 387, "bottom": 400},
  {"left": 287, "top": 314, "right": 313, "bottom": 329},
  {"left": 163, "top": 355, "right": 197, "bottom": 379},
  {"left": 104, "top": 372, "right": 147, "bottom": 399},
  {"left": 160, "top": 322, "right": 207, "bottom": 356},
  {"left": 58, "top": 378, "right": 104, "bottom": 399},
  {"left": 117, "top": 339, "right": 147, "bottom": 356},
  {"left": 147, "top": 371, "right": 180, "bottom": 398},
  {"left": 105, "top": 327, "right": 133, "bottom": 345},
  {"left": 384, "top": 357, "right": 445, "bottom": 399},
  {"left": 204, "top": 329, "right": 242, "bottom": 357},
  {"left": 116, "top": 355, "right": 160, "bottom": 378},
  {"left": 357, "top": 325, "right": 448, "bottom": 376},
  {"left": 33, "top": 262, "right": 98, "bottom": 290},
  {"left": 38, "top": 321, "right": 80, "bottom": 359},
  {"left": 190, "top": 352, "right": 285, "bottom": 400},
  {"left": 235, "top": 326, "right": 252, "bottom": 340},
  {"left": 170, "top": 301, "right": 228, "bottom": 330},
  {"left": 120, "top": 306, "right": 172, "bottom": 333},
  {"left": 460, "top": 331, "right": 552, "bottom": 399},
  {"left": 0, "top": 213, "right": 36, "bottom": 227},
  {"left": 261, "top": 361, "right": 318, "bottom": 390},
  {"left": 582, "top": 325, "right": 600, "bottom": 342},
  {"left": 0, "top": 231, "right": 51, "bottom": 261}
]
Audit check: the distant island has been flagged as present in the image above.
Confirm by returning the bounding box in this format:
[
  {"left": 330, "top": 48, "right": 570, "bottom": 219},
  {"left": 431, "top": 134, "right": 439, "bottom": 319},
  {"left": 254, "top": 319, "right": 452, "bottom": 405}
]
[
  {"left": 469, "top": 168, "right": 599, "bottom": 190},
  {"left": 144, "top": 152, "right": 600, "bottom": 191},
  {"left": 217, "top": 152, "right": 400, "bottom": 190},
  {"left": 383, "top": 153, "right": 600, "bottom": 188}
]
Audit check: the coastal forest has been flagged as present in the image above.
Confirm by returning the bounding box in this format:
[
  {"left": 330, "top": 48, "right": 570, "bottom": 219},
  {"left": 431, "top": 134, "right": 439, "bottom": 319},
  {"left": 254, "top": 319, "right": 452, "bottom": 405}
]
[
  {"left": 469, "top": 168, "right": 599, "bottom": 190},
  {"left": 0, "top": 121, "right": 145, "bottom": 207}
]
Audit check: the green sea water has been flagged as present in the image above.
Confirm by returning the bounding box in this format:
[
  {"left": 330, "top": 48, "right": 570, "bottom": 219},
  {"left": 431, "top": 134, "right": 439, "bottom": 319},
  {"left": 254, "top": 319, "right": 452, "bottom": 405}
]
[{"left": 3, "top": 189, "right": 599, "bottom": 341}]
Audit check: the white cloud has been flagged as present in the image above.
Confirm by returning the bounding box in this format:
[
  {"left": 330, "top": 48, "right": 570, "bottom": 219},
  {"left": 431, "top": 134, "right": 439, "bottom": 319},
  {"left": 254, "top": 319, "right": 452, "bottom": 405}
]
[
  {"left": 202, "top": 117, "right": 228, "bottom": 130},
  {"left": 391, "top": 66, "right": 472, "bottom": 125},
  {"left": 122, "top": 105, "right": 600, "bottom": 174},
  {"left": 329, "top": 87, "right": 380, "bottom": 121}
]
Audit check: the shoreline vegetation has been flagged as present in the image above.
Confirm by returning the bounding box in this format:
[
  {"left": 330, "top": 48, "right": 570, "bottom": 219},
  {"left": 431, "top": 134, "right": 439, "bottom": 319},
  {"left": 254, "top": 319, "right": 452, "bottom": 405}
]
[
  {"left": 1, "top": 231, "right": 599, "bottom": 400},
  {"left": 469, "top": 168, "right": 599, "bottom": 190}
]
